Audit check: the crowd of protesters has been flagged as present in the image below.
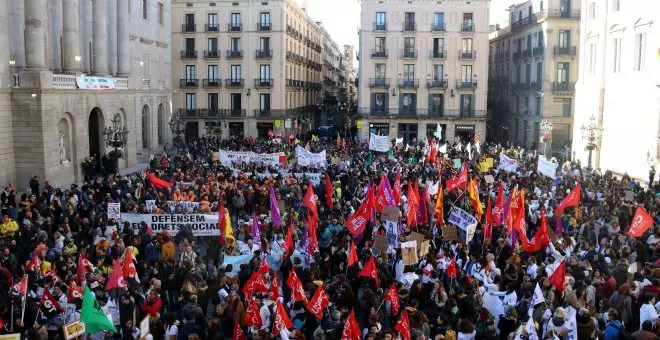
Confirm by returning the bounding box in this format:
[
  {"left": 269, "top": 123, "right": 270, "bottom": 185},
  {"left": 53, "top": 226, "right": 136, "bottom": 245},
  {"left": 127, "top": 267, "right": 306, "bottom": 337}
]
[{"left": 0, "top": 133, "right": 659, "bottom": 340}]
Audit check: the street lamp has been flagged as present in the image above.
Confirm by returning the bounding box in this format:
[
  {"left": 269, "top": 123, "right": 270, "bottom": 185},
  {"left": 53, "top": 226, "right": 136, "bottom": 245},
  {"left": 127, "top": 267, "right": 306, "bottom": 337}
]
[
  {"left": 580, "top": 115, "right": 603, "bottom": 172},
  {"left": 540, "top": 119, "right": 553, "bottom": 156},
  {"left": 102, "top": 114, "right": 129, "bottom": 173},
  {"left": 169, "top": 110, "right": 185, "bottom": 148}
]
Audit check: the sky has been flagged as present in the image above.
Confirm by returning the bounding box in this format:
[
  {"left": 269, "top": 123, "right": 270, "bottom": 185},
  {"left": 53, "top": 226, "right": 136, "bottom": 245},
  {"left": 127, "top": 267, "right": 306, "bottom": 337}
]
[{"left": 301, "top": 0, "right": 518, "bottom": 68}]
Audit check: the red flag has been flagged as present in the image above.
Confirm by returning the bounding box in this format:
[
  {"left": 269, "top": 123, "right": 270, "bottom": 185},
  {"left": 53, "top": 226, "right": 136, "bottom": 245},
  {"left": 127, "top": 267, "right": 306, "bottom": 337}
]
[
  {"left": 307, "top": 214, "right": 320, "bottom": 255},
  {"left": 286, "top": 270, "right": 308, "bottom": 303},
  {"left": 625, "top": 206, "right": 654, "bottom": 238},
  {"left": 513, "top": 203, "right": 529, "bottom": 243},
  {"left": 39, "top": 289, "right": 64, "bottom": 319},
  {"left": 416, "top": 186, "right": 430, "bottom": 225},
  {"left": 306, "top": 287, "right": 330, "bottom": 319},
  {"left": 522, "top": 210, "right": 550, "bottom": 253},
  {"left": 242, "top": 272, "right": 269, "bottom": 298},
  {"left": 76, "top": 254, "right": 91, "bottom": 285},
  {"left": 446, "top": 258, "right": 457, "bottom": 279},
  {"left": 345, "top": 191, "right": 374, "bottom": 237},
  {"left": 446, "top": 163, "right": 468, "bottom": 192},
  {"left": 218, "top": 199, "right": 227, "bottom": 245},
  {"left": 325, "top": 174, "right": 334, "bottom": 211},
  {"left": 284, "top": 225, "right": 295, "bottom": 259},
  {"left": 257, "top": 259, "right": 271, "bottom": 275},
  {"left": 347, "top": 242, "right": 358, "bottom": 267},
  {"left": 393, "top": 169, "right": 402, "bottom": 206},
  {"left": 270, "top": 275, "right": 280, "bottom": 302},
  {"left": 484, "top": 198, "right": 493, "bottom": 240},
  {"left": 384, "top": 283, "right": 400, "bottom": 315},
  {"left": 12, "top": 274, "right": 27, "bottom": 296},
  {"left": 375, "top": 175, "right": 396, "bottom": 212},
  {"left": 554, "top": 183, "right": 581, "bottom": 216},
  {"left": 105, "top": 259, "right": 127, "bottom": 299},
  {"left": 145, "top": 172, "right": 173, "bottom": 189},
  {"left": 245, "top": 299, "right": 263, "bottom": 328},
  {"left": 406, "top": 183, "right": 419, "bottom": 226},
  {"left": 26, "top": 250, "right": 41, "bottom": 274},
  {"left": 549, "top": 260, "right": 566, "bottom": 292},
  {"left": 493, "top": 181, "right": 504, "bottom": 225},
  {"left": 359, "top": 256, "right": 379, "bottom": 287},
  {"left": 510, "top": 187, "right": 525, "bottom": 223},
  {"left": 233, "top": 320, "right": 247, "bottom": 340},
  {"left": 341, "top": 309, "right": 362, "bottom": 340},
  {"left": 272, "top": 301, "right": 294, "bottom": 337},
  {"left": 122, "top": 248, "right": 140, "bottom": 283},
  {"left": 68, "top": 281, "right": 83, "bottom": 301},
  {"left": 394, "top": 310, "right": 412, "bottom": 340},
  {"left": 44, "top": 268, "right": 62, "bottom": 285},
  {"left": 302, "top": 185, "right": 318, "bottom": 220}
]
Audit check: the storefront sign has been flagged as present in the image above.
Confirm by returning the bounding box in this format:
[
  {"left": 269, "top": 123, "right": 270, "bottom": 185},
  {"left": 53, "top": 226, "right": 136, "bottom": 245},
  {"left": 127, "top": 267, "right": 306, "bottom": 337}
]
[
  {"left": 121, "top": 214, "right": 220, "bottom": 236},
  {"left": 455, "top": 124, "right": 475, "bottom": 131},
  {"left": 75, "top": 76, "right": 116, "bottom": 89},
  {"left": 295, "top": 146, "right": 327, "bottom": 167},
  {"left": 219, "top": 149, "right": 284, "bottom": 167}
]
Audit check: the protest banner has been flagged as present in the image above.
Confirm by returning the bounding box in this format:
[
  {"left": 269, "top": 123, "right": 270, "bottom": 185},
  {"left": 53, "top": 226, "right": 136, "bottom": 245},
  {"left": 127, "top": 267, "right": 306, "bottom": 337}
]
[
  {"left": 145, "top": 200, "right": 201, "bottom": 213},
  {"left": 256, "top": 172, "right": 322, "bottom": 186},
  {"left": 369, "top": 133, "right": 391, "bottom": 152},
  {"left": 448, "top": 206, "right": 479, "bottom": 231},
  {"left": 63, "top": 321, "right": 85, "bottom": 339},
  {"left": 443, "top": 226, "right": 458, "bottom": 241},
  {"left": 222, "top": 255, "right": 253, "bottom": 273},
  {"left": 498, "top": 154, "right": 519, "bottom": 173},
  {"left": 107, "top": 202, "right": 121, "bottom": 219},
  {"left": 295, "top": 146, "right": 327, "bottom": 167},
  {"left": 384, "top": 220, "right": 399, "bottom": 248},
  {"left": 537, "top": 157, "right": 557, "bottom": 179},
  {"left": 219, "top": 149, "right": 285, "bottom": 167},
  {"left": 121, "top": 214, "right": 220, "bottom": 236}
]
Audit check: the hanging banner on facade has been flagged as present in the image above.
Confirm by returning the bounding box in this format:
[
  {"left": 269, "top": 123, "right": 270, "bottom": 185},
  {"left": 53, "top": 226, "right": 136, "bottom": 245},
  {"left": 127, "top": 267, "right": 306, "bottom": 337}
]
[
  {"left": 107, "top": 203, "right": 121, "bottom": 219},
  {"left": 369, "top": 133, "right": 391, "bottom": 152},
  {"left": 537, "top": 156, "right": 557, "bottom": 179},
  {"left": 121, "top": 213, "right": 220, "bottom": 236},
  {"left": 145, "top": 200, "right": 201, "bottom": 213},
  {"left": 498, "top": 154, "right": 519, "bottom": 173},
  {"left": 75, "top": 76, "right": 116, "bottom": 89},
  {"left": 295, "top": 146, "right": 327, "bottom": 167},
  {"left": 219, "top": 149, "right": 285, "bottom": 167}
]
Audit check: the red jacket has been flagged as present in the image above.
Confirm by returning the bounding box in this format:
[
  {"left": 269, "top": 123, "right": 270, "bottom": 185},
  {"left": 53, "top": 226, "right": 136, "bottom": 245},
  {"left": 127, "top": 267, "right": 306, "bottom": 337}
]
[{"left": 141, "top": 294, "right": 162, "bottom": 317}]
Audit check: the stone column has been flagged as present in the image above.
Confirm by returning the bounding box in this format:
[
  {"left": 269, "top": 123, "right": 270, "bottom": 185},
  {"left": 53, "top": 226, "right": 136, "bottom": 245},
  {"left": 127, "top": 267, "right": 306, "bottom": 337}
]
[
  {"left": 8, "top": 0, "right": 25, "bottom": 68},
  {"left": 24, "top": 0, "right": 47, "bottom": 69},
  {"left": 92, "top": 0, "right": 108, "bottom": 75},
  {"left": 109, "top": 0, "right": 117, "bottom": 75},
  {"left": 62, "top": 0, "right": 80, "bottom": 73},
  {"left": 117, "top": 0, "right": 129, "bottom": 76},
  {"left": 0, "top": 0, "right": 10, "bottom": 87},
  {"left": 48, "top": 0, "right": 63, "bottom": 71}
]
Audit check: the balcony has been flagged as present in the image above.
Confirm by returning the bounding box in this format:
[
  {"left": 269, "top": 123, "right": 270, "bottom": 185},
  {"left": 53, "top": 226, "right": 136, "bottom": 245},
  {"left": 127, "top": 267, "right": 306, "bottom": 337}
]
[
  {"left": 255, "top": 49, "right": 273, "bottom": 59},
  {"left": 180, "top": 50, "right": 197, "bottom": 59},
  {"left": 531, "top": 47, "right": 543, "bottom": 56},
  {"left": 523, "top": 49, "right": 532, "bottom": 58},
  {"left": 428, "top": 108, "right": 444, "bottom": 117},
  {"left": 461, "top": 22, "right": 474, "bottom": 32},
  {"left": 227, "top": 109, "right": 246, "bottom": 117},
  {"left": 286, "top": 79, "right": 305, "bottom": 88},
  {"left": 457, "top": 110, "right": 487, "bottom": 118},
  {"left": 427, "top": 80, "right": 448, "bottom": 89},
  {"left": 432, "top": 23, "right": 446, "bottom": 32},
  {"left": 458, "top": 50, "right": 476, "bottom": 60},
  {"left": 398, "top": 79, "right": 419, "bottom": 89},
  {"left": 373, "top": 22, "right": 387, "bottom": 32},
  {"left": 179, "top": 78, "right": 199, "bottom": 88},
  {"left": 181, "top": 24, "right": 196, "bottom": 33},
  {"left": 513, "top": 51, "right": 522, "bottom": 62},
  {"left": 205, "top": 24, "right": 218, "bottom": 32},
  {"left": 554, "top": 46, "right": 577, "bottom": 56},
  {"left": 202, "top": 79, "right": 221, "bottom": 88},
  {"left": 228, "top": 23, "right": 242, "bottom": 32},
  {"left": 456, "top": 79, "right": 477, "bottom": 89},
  {"left": 357, "top": 107, "right": 394, "bottom": 117},
  {"left": 430, "top": 50, "right": 446, "bottom": 59},
  {"left": 530, "top": 81, "right": 542, "bottom": 91},
  {"left": 371, "top": 49, "right": 388, "bottom": 58},
  {"left": 204, "top": 50, "right": 220, "bottom": 59},
  {"left": 257, "top": 22, "right": 271, "bottom": 31},
  {"left": 403, "top": 22, "right": 415, "bottom": 31},
  {"left": 552, "top": 82, "right": 575, "bottom": 93},
  {"left": 547, "top": 9, "right": 581, "bottom": 19},
  {"left": 254, "top": 109, "right": 287, "bottom": 118},
  {"left": 511, "top": 82, "right": 530, "bottom": 91},
  {"left": 201, "top": 109, "right": 223, "bottom": 118},
  {"left": 398, "top": 108, "right": 417, "bottom": 117},
  {"left": 225, "top": 79, "right": 245, "bottom": 88},
  {"left": 254, "top": 79, "right": 274, "bottom": 88},
  {"left": 401, "top": 49, "right": 418, "bottom": 59},
  {"left": 226, "top": 50, "right": 244, "bottom": 59},
  {"left": 368, "top": 78, "right": 390, "bottom": 88}
]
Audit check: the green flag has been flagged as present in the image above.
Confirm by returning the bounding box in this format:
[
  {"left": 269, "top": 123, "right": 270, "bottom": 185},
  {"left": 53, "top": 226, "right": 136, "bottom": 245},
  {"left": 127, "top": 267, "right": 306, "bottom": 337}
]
[
  {"left": 81, "top": 285, "right": 117, "bottom": 334},
  {"left": 364, "top": 151, "right": 373, "bottom": 169},
  {"left": 388, "top": 147, "right": 396, "bottom": 160}
]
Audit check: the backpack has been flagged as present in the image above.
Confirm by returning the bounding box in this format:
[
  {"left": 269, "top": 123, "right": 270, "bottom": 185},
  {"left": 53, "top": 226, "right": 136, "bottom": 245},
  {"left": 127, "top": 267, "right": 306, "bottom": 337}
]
[{"left": 606, "top": 322, "right": 632, "bottom": 340}]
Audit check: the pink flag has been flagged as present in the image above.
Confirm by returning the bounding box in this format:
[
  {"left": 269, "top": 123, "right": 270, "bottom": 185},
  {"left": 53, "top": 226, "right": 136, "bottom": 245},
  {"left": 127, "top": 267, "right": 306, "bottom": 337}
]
[
  {"left": 252, "top": 212, "right": 261, "bottom": 248},
  {"left": 269, "top": 185, "right": 282, "bottom": 228}
]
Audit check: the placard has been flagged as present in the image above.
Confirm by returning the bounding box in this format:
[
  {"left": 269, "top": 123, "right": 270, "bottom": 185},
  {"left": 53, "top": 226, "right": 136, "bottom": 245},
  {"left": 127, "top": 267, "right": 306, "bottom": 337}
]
[
  {"left": 401, "top": 241, "right": 418, "bottom": 265},
  {"left": 448, "top": 206, "right": 478, "bottom": 232},
  {"left": 278, "top": 199, "right": 286, "bottom": 212},
  {"left": 0, "top": 335, "right": 20, "bottom": 340},
  {"left": 537, "top": 156, "right": 557, "bottom": 179},
  {"left": 624, "top": 190, "right": 634, "bottom": 202},
  {"left": 373, "top": 235, "right": 389, "bottom": 256},
  {"left": 406, "top": 232, "right": 425, "bottom": 250},
  {"left": 107, "top": 202, "right": 121, "bottom": 219},
  {"left": 384, "top": 220, "right": 399, "bottom": 248},
  {"left": 484, "top": 175, "right": 495, "bottom": 184},
  {"left": 140, "top": 316, "right": 150, "bottom": 339},
  {"left": 419, "top": 240, "right": 430, "bottom": 257},
  {"left": 382, "top": 205, "right": 399, "bottom": 222},
  {"left": 479, "top": 161, "right": 490, "bottom": 173},
  {"left": 452, "top": 159, "right": 462, "bottom": 169},
  {"left": 331, "top": 157, "right": 341, "bottom": 165},
  {"left": 295, "top": 146, "right": 327, "bottom": 167},
  {"left": 486, "top": 157, "right": 494, "bottom": 168},
  {"left": 63, "top": 321, "right": 85, "bottom": 339},
  {"left": 369, "top": 133, "right": 391, "bottom": 152},
  {"left": 443, "top": 226, "right": 459, "bottom": 241},
  {"left": 212, "top": 152, "right": 220, "bottom": 161}
]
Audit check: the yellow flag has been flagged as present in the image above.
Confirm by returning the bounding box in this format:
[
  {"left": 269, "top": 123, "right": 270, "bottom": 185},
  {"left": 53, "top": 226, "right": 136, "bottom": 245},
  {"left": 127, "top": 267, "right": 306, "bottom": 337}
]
[
  {"left": 434, "top": 185, "right": 444, "bottom": 226},
  {"left": 468, "top": 179, "right": 484, "bottom": 221},
  {"left": 224, "top": 210, "right": 235, "bottom": 243}
]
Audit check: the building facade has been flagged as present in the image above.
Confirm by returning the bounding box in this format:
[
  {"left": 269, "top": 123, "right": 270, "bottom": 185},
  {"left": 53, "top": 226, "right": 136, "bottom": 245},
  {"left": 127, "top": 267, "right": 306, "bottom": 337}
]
[
  {"left": 343, "top": 44, "right": 357, "bottom": 109},
  {"left": 171, "top": 0, "right": 325, "bottom": 139},
  {"left": 318, "top": 23, "right": 346, "bottom": 126},
  {"left": 573, "top": 0, "right": 660, "bottom": 181},
  {"left": 488, "top": 0, "right": 581, "bottom": 152},
  {"left": 357, "top": 0, "right": 490, "bottom": 143},
  {"left": 0, "top": 0, "right": 172, "bottom": 188}
]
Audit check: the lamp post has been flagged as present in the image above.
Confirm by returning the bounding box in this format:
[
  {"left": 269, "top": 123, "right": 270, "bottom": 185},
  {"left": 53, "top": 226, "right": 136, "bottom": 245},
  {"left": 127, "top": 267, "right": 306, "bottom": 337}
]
[
  {"left": 580, "top": 115, "right": 603, "bottom": 172},
  {"left": 169, "top": 110, "right": 185, "bottom": 149},
  {"left": 102, "top": 114, "right": 129, "bottom": 174},
  {"left": 540, "top": 119, "right": 553, "bottom": 157}
]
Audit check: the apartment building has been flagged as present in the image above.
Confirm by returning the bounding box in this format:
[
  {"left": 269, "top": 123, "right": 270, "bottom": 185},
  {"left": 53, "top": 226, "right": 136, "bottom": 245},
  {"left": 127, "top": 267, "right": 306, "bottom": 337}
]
[
  {"left": 0, "top": 0, "right": 172, "bottom": 188},
  {"left": 318, "top": 24, "right": 346, "bottom": 126},
  {"left": 357, "top": 0, "right": 490, "bottom": 143},
  {"left": 488, "top": 0, "right": 581, "bottom": 151},
  {"left": 171, "top": 0, "right": 325, "bottom": 139},
  {"left": 343, "top": 45, "right": 357, "bottom": 109},
  {"left": 573, "top": 0, "right": 660, "bottom": 181}
]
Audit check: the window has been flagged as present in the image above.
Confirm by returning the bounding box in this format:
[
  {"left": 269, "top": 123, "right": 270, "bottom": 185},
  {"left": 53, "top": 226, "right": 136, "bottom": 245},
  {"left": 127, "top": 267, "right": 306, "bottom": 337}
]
[
  {"left": 634, "top": 33, "right": 646, "bottom": 71},
  {"left": 372, "top": 93, "right": 387, "bottom": 112},
  {"left": 230, "top": 93, "right": 242, "bottom": 111},
  {"left": 461, "top": 65, "right": 473, "bottom": 82},
  {"left": 376, "top": 12, "right": 386, "bottom": 29},
  {"left": 158, "top": 3, "right": 164, "bottom": 24},
  {"left": 185, "top": 93, "right": 196, "bottom": 109},
  {"left": 260, "top": 65, "right": 271, "bottom": 80},
  {"left": 260, "top": 12, "right": 271, "bottom": 27},
  {"left": 404, "top": 37, "right": 415, "bottom": 56},
  {"left": 460, "top": 94, "right": 473, "bottom": 115},
  {"left": 553, "top": 98, "right": 571, "bottom": 117},
  {"left": 433, "top": 38, "right": 444, "bottom": 57},
  {"left": 230, "top": 65, "right": 241, "bottom": 81},
  {"left": 433, "top": 12, "right": 444, "bottom": 30},
  {"left": 375, "top": 64, "right": 386, "bottom": 79},
  {"left": 526, "top": 35, "right": 532, "bottom": 51},
  {"left": 207, "top": 38, "right": 217, "bottom": 52},
  {"left": 185, "top": 38, "right": 195, "bottom": 53},
  {"left": 208, "top": 93, "right": 219, "bottom": 111},
  {"left": 259, "top": 37, "right": 270, "bottom": 52},
  {"left": 400, "top": 93, "right": 416, "bottom": 112},
  {"left": 588, "top": 2, "right": 596, "bottom": 19},
  {"left": 185, "top": 65, "right": 196, "bottom": 80},
  {"left": 462, "top": 13, "right": 473, "bottom": 31},
  {"left": 537, "top": 31, "right": 544, "bottom": 48},
  {"left": 535, "top": 97, "right": 542, "bottom": 116},
  {"left": 231, "top": 13, "right": 241, "bottom": 28},
  {"left": 260, "top": 94, "right": 271, "bottom": 111},
  {"left": 433, "top": 65, "right": 444, "bottom": 81},
  {"left": 462, "top": 38, "right": 473, "bottom": 51},
  {"left": 142, "top": 0, "right": 148, "bottom": 19},
  {"left": 516, "top": 65, "right": 521, "bottom": 83},
  {"left": 404, "top": 12, "right": 415, "bottom": 30},
  {"left": 403, "top": 64, "right": 415, "bottom": 80},
  {"left": 525, "top": 63, "right": 531, "bottom": 83},
  {"left": 231, "top": 38, "right": 241, "bottom": 52},
  {"left": 375, "top": 37, "right": 386, "bottom": 52},
  {"left": 558, "top": 30, "right": 570, "bottom": 48},
  {"left": 208, "top": 13, "right": 218, "bottom": 29},
  {"left": 208, "top": 65, "right": 218, "bottom": 81},
  {"left": 612, "top": 37, "right": 621, "bottom": 73},
  {"left": 587, "top": 42, "right": 596, "bottom": 75},
  {"left": 557, "top": 62, "right": 569, "bottom": 82},
  {"left": 429, "top": 94, "right": 444, "bottom": 114},
  {"left": 612, "top": 0, "right": 620, "bottom": 11},
  {"left": 536, "top": 62, "right": 543, "bottom": 82},
  {"left": 524, "top": 97, "right": 530, "bottom": 113}
]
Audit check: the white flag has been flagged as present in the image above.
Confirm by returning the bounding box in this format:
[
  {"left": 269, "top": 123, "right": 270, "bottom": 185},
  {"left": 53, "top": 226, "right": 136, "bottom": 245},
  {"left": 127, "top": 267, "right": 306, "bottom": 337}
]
[
  {"left": 436, "top": 124, "right": 443, "bottom": 139},
  {"left": 395, "top": 137, "right": 404, "bottom": 145},
  {"left": 467, "top": 142, "right": 472, "bottom": 160},
  {"left": 525, "top": 315, "right": 538, "bottom": 340},
  {"left": 438, "top": 143, "right": 447, "bottom": 154}
]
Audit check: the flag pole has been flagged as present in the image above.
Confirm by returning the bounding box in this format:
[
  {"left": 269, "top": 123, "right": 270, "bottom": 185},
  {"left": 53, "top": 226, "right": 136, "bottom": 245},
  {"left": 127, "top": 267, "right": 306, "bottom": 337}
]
[
  {"left": 20, "top": 275, "right": 28, "bottom": 327},
  {"left": 10, "top": 296, "right": 13, "bottom": 332},
  {"left": 375, "top": 298, "right": 386, "bottom": 313}
]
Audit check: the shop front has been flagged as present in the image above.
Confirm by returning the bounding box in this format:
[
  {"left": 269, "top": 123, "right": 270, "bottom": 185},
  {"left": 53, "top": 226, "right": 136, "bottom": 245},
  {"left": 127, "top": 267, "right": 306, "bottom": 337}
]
[
  {"left": 369, "top": 122, "right": 390, "bottom": 136},
  {"left": 257, "top": 122, "right": 274, "bottom": 138},
  {"left": 426, "top": 123, "right": 447, "bottom": 142},
  {"left": 228, "top": 122, "right": 245, "bottom": 139},
  {"left": 398, "top": 123, "right": 418, "bottom": 143},
  {"left": 454, "top": 124, "right": 475, "bottom": 143}
]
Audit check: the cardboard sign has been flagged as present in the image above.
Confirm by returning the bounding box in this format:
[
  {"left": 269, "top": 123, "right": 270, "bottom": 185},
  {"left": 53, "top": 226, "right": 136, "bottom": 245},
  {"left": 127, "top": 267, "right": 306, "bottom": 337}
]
[
  {"left": 443, "top": 226, "right": 459, "bottom": 241},
  {"left": 401, "top": 241, "right": 418, "bottom": 265},
  {"left": 406, "top": 232, "right": 425, "bottom": 248},
  {"left": 453, "top": 159, "right": 462, "bottom": 169},
  {"left": 419, "top": 240, "right": 430, "bottom": 257},
  {"left": 382, "top": 205, "right": 400, "bottom": 222},
  {"left": 278, "top": 199, "right": 286, "bottom": 212},
  {"left": 373, "top": 235, "right": 389, "bottom": 256},
  {"left": 107, "top": 202, "right": 121, "bottom": 219},
  {"left": 624, "top": 190, "right": 634, "bottom": 202},
  {"left": 484, "top": 175, "right": 495, "bottom": 184},
  {"left": 332, "top": 157, "right": 341, "bottom": 165},
  {"left": 486, "top": 157, "right": 494, "bottom": 168},
  {"left": 63, "top": 321, "right": 85, "bottom": 339},
  {"left": 140, "top": 316, "right": 150, "bottom": 339}
]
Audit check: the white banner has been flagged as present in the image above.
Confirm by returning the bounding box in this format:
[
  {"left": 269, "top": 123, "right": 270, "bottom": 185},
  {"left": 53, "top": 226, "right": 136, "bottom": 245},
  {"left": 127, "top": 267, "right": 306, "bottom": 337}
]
[
  {"left": 75, "top": 76, "right": 116, "bottom": 89},
  {"left": 537, "top": 157, "right": 557, "bottom": 179},
  {"left": 107, "top": 203, "right": 120, "bottom": 220},
  {"left": 295, "top": 146, "right": 327, "bottom": 167},
  {"left": 448, "top": 206, "right": 478, "bottom": 244},
  {"left": 255, "top": 172, "right": 322, "bottom": 185},
  {"left": 145, "top": 200, "right": 201, "bottom": 213},
  {"left": 498, "top": 154, "right": 519, "bottom": 173},
  {"left": 369, "top": 133, "right": 391, "bottom": 152},
  {"left": 121, "top": 213, "right": 220, "bottom": 236},
  {"left": 219, "top": 149, "right": 284, "bottom": 167}
]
